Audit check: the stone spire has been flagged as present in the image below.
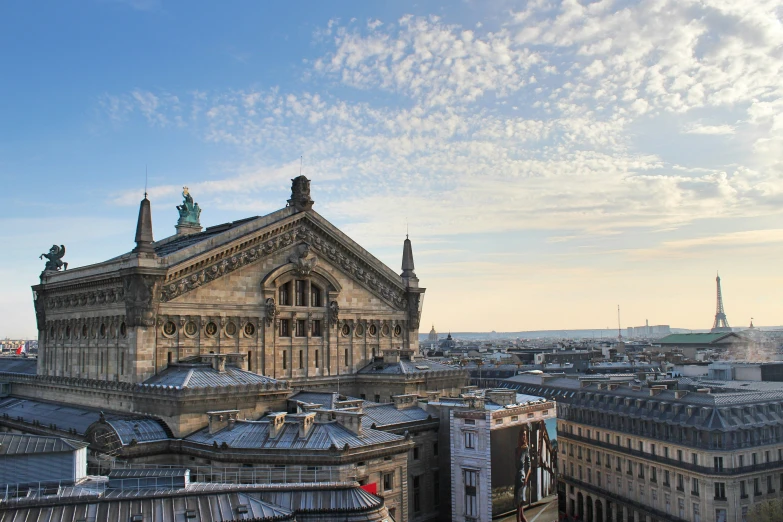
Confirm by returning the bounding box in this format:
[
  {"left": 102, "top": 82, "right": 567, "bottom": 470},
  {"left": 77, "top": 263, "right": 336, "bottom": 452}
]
[
  {"left": 133, "top": 195, "right": 155, "bottom": 254},
  {"left": 401, "top": 234, "right": 417, "bottom": 282}
]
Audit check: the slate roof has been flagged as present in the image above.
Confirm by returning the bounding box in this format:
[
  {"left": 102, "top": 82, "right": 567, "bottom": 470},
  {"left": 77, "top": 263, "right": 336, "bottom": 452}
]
[
  {"left": 142, "top": 363, "right": 278, "bottom": 389},
  {"left": 288, "top": 391, "right": 340, "bottom": 409},
  {"left": 153, "top": 217, "right": 259, "bottom": 257},
  {"left": 0, "top": 434, "right": 88, "bottom": 455},
  {"left": 499, "top": 373, "right": 783, "bottom": 431},
  {"left": 186, "top": 418, "right": 404, "bottom": 450}
]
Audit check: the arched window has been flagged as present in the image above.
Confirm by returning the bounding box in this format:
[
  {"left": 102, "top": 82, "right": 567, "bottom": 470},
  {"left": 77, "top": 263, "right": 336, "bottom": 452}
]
[{"left": 311, "top": 285, "right": 322, "bottom": 307}]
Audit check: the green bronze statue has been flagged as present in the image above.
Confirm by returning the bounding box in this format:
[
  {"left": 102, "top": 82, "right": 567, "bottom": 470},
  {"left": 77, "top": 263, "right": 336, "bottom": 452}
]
[{"left": 177, "top": 187, "right": 201, "bottom": 226}]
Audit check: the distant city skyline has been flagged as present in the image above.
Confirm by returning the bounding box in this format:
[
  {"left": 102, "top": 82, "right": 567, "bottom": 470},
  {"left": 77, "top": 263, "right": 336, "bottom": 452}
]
[{"left": 2, "top": 1, "right": 783, "bottom": 337}]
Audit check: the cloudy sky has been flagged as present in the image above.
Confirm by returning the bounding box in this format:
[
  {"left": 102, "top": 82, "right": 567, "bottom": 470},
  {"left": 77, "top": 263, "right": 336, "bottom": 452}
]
[{"left": 2, "top": 0, "right": 783, "bottom": 338}]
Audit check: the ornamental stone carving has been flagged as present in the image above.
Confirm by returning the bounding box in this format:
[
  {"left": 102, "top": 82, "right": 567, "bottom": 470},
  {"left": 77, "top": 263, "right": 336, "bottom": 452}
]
[
  {"left": 123, "top": 274, "right": 160, "bottom": 327},
  {"left": 288, "top": 243, "right": 317, "bottom": 276},
  {"left": 160, "top": 220, "right": 406, "bottom": 310},
  {"left": 265, "top": 298, "right": 277, "bottom": 327},
  {"left": 329, "top": 301, "right": 339, "bottom": 326},
  {"left": 287, "top": 175, "right": 314, "bottom": 212}
]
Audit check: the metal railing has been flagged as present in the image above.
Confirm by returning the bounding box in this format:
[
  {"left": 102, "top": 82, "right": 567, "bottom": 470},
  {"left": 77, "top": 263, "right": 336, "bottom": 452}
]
[
  {"left": 111, "top": 462, "right": 341, "bottom": 484},
  {"left": 560, "top": 431, "right": 783, "bottom": 476}
]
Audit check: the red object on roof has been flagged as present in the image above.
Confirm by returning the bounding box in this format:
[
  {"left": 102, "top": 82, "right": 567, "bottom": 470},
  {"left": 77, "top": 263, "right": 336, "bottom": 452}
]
[{"left": 360, "top": 482, "right": 378, "bottom": 495}]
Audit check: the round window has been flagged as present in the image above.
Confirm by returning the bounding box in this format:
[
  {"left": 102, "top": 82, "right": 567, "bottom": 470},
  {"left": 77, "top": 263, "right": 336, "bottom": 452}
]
[
  {"left": 381, "top": 324, "right": 390, "bottom": 336},
  {"left": 355, "top": 324, "right": 364, "bottom": 337},
  {"left": 99, "top": 324, "right": 107, "bottom": 338},
  {"left": 205, "top": 322, "right": 218, "bottom": 337},
  {"left": 185, "top": 321, "right": 198, "bottom": 336},
  {"left": 120, "top": 322, "right": 127, "bottom": 337},
  {"left": 394, "top": 325, "right": 402, "bottom": 336},
  {"left": 163, "top": 321, "right": 177, "bottom": 336},
  {"left": 225, "top": 322, "right": 237, "bottom": 336},
  {"left": 369, "top": 324, "right": 377, "bottom": 336},
  {"left": 341, "top": 324, "right": 350, "bottom": 336},
  {"left": 244, "top": 322, "right": 256, "bottom": 336}
]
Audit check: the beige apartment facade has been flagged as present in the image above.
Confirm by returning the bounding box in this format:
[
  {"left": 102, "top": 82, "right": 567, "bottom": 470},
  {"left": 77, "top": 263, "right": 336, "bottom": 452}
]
[{"left": 502, "top": 374, "right": 783, "bottom": 522}]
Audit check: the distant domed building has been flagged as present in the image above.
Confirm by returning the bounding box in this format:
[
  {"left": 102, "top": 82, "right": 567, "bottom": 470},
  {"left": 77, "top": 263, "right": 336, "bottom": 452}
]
[{"left": 428, "top": 325, "right": 438, "bottom": 343}]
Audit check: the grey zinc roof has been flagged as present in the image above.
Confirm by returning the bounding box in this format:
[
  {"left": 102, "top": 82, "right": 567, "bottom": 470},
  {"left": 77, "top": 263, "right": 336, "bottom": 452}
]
[
  {"left": 361, "top": 404, "right": 432, "bottom": 428},
  {"left": 105, "top": 419, "right": 171, "bottom": 444},
  {"left": 357, "top": 357, "right": 460, "bottom": 375},
  {"left": 288, "top": 391, "right": 340, "bottom": 409},
  {"left": 0, "top": 491, "right": 294, "bottom": 522},
  {"left": 186, "top": 418, "right": 404, "bottom": 450},
  {"left": 256, "top": 484, "right": 383, "bottom": 514},
  {"left": 142, "top": 364, "right": 278, "bottom": 388},
  {"left": 0, "top": 397, "right": 171, "bottom": 441},
  {"left": 0, "top": 434, "right": 88, "bottom": 455},
  {"left": 0, "top": 357, "right": 37, "bottom": 375}
]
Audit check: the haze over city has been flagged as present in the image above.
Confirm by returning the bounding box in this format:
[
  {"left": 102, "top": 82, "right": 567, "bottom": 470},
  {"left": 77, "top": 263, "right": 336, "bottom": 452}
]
[{"left": 3, "top": 0, "right": 783, "bottom": 338}]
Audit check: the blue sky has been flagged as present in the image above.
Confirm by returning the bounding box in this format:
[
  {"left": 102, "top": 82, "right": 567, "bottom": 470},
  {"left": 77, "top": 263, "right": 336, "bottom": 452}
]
[{"left": 2, "top": 0, "right": 783, "bottom": 338}]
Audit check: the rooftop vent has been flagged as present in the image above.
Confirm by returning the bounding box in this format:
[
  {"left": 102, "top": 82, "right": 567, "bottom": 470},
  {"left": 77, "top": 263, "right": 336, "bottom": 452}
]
[{"left": 236, "top": 505, "right": 249, "bottom": 514}]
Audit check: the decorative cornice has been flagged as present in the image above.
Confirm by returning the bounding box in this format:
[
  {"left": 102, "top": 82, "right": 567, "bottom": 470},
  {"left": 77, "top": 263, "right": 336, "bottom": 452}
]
[{"left": 161, "top": 217, "right": 407, "bottom": 310}]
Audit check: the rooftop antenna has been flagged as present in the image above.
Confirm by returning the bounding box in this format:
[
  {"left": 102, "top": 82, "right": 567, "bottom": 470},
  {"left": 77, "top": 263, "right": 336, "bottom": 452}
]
[
  {"left": 406, "top": 218, "right": 409, "bottom": 239},
  {"left": 300, "top": 155, "right": 303, "bottom": 176},
  {"left": 617, "top": 305, "right": 623, "bottom": 342},
  {"left": 144, "top": 165, "right": 148, "bottom": 198}
]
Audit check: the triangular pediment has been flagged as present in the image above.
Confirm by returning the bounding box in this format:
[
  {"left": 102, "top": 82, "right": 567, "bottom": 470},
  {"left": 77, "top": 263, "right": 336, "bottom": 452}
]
[{"left": 158, "top": 209, "right": 407, "bottom": 310}]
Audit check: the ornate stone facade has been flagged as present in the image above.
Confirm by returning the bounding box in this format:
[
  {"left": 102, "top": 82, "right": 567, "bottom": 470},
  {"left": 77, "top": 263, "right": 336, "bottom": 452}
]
[{"left": 32, "top": 177, "right": 425, "bottom": 388}]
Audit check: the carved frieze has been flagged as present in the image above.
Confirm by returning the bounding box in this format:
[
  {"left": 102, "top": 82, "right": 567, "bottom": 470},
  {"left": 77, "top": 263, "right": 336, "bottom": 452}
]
[
  {"left": 160, "top": 220, "right": 407, "bottom": 310},
  {"left": 44, "top": 286, "right": 125, "bottom": 311}
]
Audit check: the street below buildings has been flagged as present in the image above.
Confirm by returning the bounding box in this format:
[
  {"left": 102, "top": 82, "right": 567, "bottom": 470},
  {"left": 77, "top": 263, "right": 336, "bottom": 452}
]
[{"left": 496, "top": 495, "right": 558, "bottom": 522}]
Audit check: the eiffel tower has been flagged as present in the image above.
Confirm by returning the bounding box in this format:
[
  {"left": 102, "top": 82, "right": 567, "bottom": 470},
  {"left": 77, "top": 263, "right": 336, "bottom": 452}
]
[{"left": 711, "top": 273, "right": 732, "bottom": 333}]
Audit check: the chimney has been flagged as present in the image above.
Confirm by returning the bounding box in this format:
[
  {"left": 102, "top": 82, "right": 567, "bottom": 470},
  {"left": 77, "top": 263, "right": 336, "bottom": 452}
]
[
  {"left": 696, "top": 388, "right": 711, "bottom": 394},
  {"left": 133, "top": 196, "right": 155, "bottom": 254},
  {"left": 486, "top": 389, "right": 516, "bottom": 406},
  {"left": 333, "top": 410, "right": 363, "bottom": 435},
  {"left": 383, "top": 349, "right": 401, "bottom": 364},
  {"left": 649, "top": 385, "right": 666, "bottom": 396},
  {"left": 392, "top": 394, "right": 420, "bottom": 410},
  {"left": 426, "top": 391, "right": 441, "bottom": 403},
  {"left": 674, "top": 390, "right": 689, "bottom": 399},
  {"left": 207, "top": 410, "right": 239, "bottom": 435},
  {"left": 290, "top": 412, "right": 316, "bottom": 439},
  {"left": 211, "top": 355, "right": 227, "bottom": 373},
  {"left": 462, "top": 395, "right": 485, "bottom": 410},
  {"left": 267, "top": 412, "right": 287, "bottom": 439}
]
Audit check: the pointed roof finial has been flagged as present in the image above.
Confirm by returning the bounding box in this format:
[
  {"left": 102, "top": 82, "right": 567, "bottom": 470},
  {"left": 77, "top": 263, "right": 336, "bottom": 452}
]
[
  {"left": 401, "top": 234, "right": 416, "bottom": 280},
  {"left": 133, "top": 195, "right": 155, "bottom": 254}
]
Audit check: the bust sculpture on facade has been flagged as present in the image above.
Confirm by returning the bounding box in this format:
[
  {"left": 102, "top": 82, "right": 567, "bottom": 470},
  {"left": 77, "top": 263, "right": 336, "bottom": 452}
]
[
  {"left": 177, "top": 187, "right": 201, "bottom": 227},
  {"left": 289, "top": 243, "right": 317, "bottom": 276},
  {"left": 39, "top": 245, "right": 67, "bottom": 272}
]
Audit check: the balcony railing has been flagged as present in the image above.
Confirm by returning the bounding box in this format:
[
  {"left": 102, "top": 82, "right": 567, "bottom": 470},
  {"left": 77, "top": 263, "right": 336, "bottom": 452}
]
[{"left": 560, "top": 431, "right": 783, "bottom": 476}]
